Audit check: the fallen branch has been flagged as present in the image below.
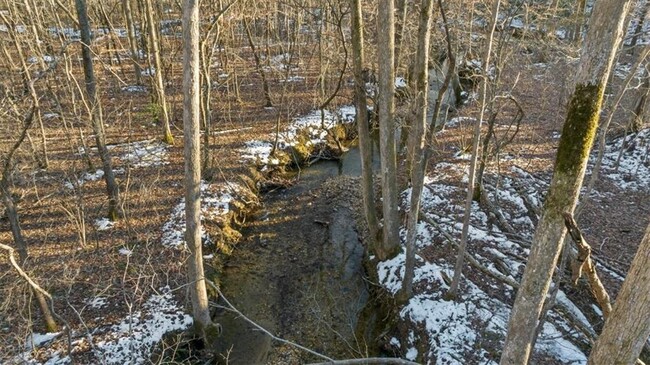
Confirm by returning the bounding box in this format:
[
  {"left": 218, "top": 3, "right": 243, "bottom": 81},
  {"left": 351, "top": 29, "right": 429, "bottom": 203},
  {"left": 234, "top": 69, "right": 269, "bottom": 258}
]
[
  {"left": 419, "top": 210, "right": 606, "bottom": 346},
  {"left": 307, "top": 359, "right": 420, "bottom": 365},
  {"left": 419, "top": 211, "right": 520, "bottom": 288},
  {"left": 562, "top": 212, "right": 612, "bottom": 318},
  {"left": 206, "top": 280, "right": 420, "bottom": 365},
  {"left": 0, "top": 243, "right": 52, "bottom": 300},
  {"left": 206, "top": 279, "right": 335, "bottom": 362}
]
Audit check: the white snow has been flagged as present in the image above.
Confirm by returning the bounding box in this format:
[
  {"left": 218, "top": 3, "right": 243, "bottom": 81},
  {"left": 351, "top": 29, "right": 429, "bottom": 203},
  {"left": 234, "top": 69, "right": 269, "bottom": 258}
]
[
  {"left": 26, "top": 332, "right": 61, "bottom": 350},
  {"left": 122, "top": 85, "right": 147, "bottom": 93},
  {"left": 93, "top": 287, "right": 193, "bottom": 364},
  {"left": 161, "top": 182, "right": 243, "bottom": 248},
  {"left": 270, "top": 53, "right": 297, "bottom": 71},
  {"left": 118, "top": 248, "right": 133, "bottom": 256},
  {"left": 141, "top": 67, "right": 156, "bottom": 76},
  {"left": 121, "top": 140, "right": 169, "bottom": 168},
  {"left": 395, "top": 77, "right": 407, "bottom": 88},
  {"left": 280, "top": 75, "right": 305, "bottom": 83},
  {"left": 95, "top": 218, "right": 114, "bottom": 231},
  {"left": 377, "top": 157, "right": 589, "bottom": 363},
  {"left": 240, "top": 105, "right": 356, "bottom": 167},
  {"left": 86, "top": 296, "right": 108, "bottom": 309},
  {"left": 588, "top": 128, "right": 650, "bottom": 191}
]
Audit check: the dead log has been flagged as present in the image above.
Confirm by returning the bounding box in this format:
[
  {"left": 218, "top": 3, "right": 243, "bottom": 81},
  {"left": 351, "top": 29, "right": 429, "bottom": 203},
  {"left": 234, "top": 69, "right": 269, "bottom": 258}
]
[{"left": 562, "top": 212, "right": 613, "bottom": 318}]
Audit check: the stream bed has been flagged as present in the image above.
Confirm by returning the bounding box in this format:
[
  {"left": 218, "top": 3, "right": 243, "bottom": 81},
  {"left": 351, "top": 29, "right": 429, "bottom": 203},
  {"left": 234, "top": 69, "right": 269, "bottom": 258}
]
[{"left": 212, "top": 142, "right": 383, "bottom": 364}]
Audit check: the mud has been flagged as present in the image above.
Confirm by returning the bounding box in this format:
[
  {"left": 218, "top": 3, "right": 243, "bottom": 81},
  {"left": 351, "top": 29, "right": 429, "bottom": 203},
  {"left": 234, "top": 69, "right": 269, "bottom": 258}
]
[{"left": 212, "top": 169, "right": 379, "bottom": 364}]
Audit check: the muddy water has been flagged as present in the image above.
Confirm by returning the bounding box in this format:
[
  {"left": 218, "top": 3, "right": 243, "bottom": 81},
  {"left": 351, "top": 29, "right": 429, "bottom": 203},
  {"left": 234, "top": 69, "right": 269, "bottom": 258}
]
[{"left": 212, "top": 142, "right": 381, "bottom": 364}]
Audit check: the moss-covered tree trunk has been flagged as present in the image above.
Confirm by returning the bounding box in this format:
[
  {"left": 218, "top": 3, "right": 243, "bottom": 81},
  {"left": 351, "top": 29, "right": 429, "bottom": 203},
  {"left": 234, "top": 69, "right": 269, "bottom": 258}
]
[
  {"left": 500, "top": 1, "right": 634, "bottom": 363},
  {"left": 587, "top": 223, "right": 650, "bottom": 365},
  {"left": 182, "top": 0, "right": 215, "bottom": 339},
  {"left": 351, "top": 0, "right": 380, "bottom": 247},
  {"left": 376, "top": 0, "right": 400, "bottom": 260}
]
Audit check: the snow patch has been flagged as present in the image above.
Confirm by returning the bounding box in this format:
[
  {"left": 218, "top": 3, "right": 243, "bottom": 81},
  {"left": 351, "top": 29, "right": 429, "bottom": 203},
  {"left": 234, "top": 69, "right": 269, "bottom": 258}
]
[{"left": 93, "top": 287, "right": 192, "bottom": 364}]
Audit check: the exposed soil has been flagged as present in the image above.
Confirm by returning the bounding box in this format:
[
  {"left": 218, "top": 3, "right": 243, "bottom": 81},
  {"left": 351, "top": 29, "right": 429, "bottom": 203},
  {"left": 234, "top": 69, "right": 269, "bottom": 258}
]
[{"left": 213, "top": 175, "right": 374, "bottom": 365}]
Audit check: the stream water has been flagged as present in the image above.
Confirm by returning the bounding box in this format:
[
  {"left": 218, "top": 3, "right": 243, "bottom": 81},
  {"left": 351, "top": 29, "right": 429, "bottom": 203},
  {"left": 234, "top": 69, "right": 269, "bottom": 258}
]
[{"left": 212, "top": 140, "right": 383, "bottom": 364}]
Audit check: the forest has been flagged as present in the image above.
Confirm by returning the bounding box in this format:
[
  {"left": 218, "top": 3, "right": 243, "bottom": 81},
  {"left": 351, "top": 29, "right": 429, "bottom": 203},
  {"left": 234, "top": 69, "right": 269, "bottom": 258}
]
[{"left": 0, "top": 0, "right": 649, "bottom": 364}]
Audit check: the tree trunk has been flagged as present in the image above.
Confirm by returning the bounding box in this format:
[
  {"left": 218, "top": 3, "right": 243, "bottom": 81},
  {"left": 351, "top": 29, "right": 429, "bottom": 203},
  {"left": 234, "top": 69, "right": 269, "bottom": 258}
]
[
  {"left": 447, "top": 0, "right": 501, "bottom": 300},
  {"left": 351, "top": 0, "right": 380, "bottom": 247},
  {"left": 400, "top": 0, "right": 435, "bottom": 301},
  {"left": 587, "top": 223, "right": 650, "bottom": 365},
  {"left": 500, "top": 1, "right": 633, "bottom": 363},
  {"left": 182, "top": 0, "right": 214, "bottom": 340},
  {"left": 243, "top": 17, "right": 273, "bottom": 108},
  {"left": 377, "top": 0, "right": 400, "bottom": 260},
  {"left": 632, "top": 65, "right": 650, "bottom": 132},
  {"left": 145, "top": 0, "right": 174, "bottom": 144},
  {"left": 394, "top": 0, "right": 408, "bottom": 72},
  {"left": 122, "top": 0, "right": 143, "bottom": 85},
  {"left": 75, "top": 0, "right": 120, "bottom": 221},
  {"left": 572, "top": 0, "right": 587, "bottom": 43}
]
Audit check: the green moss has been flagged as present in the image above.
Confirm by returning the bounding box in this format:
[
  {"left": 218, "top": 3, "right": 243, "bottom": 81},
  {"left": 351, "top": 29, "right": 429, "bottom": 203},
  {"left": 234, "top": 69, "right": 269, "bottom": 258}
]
[
  {"left": 162, "top": 130, "right": 174, "bottom": 145},
  {"left": 555, "top": 83, "right": 602, "bottom": 175},
  {"left": 327, "top": 124, "right": 347, "bottom": 142},
  {"left": 286, "top": 134, "right": 313, "bottom": 165},
  {"left": 540, "top": 83, "right": 602, "bottom": 219}
]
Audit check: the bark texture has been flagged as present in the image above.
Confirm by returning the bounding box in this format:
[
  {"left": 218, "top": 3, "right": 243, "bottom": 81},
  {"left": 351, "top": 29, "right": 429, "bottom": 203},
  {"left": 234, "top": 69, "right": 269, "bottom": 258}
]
[
  {"left": 377, "top": 0, "right": 400, "bottom": 260},
  {"left": 587, "top": 223, "right": 650, "bottom": 365},
  {"left": 75, "top": 0, "right": 120, "bottom": 221},
  {"left": 183, "top": 0, "right": 213, "bottom": 336},
  {"left": 145, "top": 0, "right": 174, "bottom": 144},
  {"left": 122, "top": 0, "right": 143, "bottom": 85},
  {"left": 401, "top": 0, "right": 434, "bottom": 300},
  {"left": 500, "top": 1, "right": 633, "bottom": 363},
  {"left": 351, "top": 0, "right": 379, "bottom": 246}
]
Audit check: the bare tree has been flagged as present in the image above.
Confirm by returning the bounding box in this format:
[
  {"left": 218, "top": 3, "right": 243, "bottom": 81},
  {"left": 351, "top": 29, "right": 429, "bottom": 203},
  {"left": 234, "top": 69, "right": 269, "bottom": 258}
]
[
  {"left": 75, "top": 0, "right": 120, "bottom": 221},
  {"left": 182, "top": 0, "right": 217, "bottom": 339},
  {"left": 351, "top": 0, "right": 379, "bottom": 246},
  {"left": 122, "top": 0, "right": 143, "bottom": 85},
  {"left": 144, "top": 0, "right": 174, "bottom": 144},
  {"left": 400, "top": 0, "right": 435, "bottom": 300},
  {"left": 447, "top": 0, "right": 501, "bottom": 300},
  {"left": 243, "top": 15, "right": 273, "bottom": 108},
  {"left": 500, "top": 1, "right": 634, "bottom": 363},
  {"left": 377, "top": 0, "right": 400, "bottom": 260},
  {"left": 587, "top": 221, "right": 650, "bottom": 365}
]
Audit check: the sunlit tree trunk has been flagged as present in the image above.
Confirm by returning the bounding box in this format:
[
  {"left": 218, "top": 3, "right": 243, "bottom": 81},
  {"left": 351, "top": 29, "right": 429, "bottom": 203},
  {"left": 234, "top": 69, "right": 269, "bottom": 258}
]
[
  {"left": 122, "top": 0, "right": 143, "bottom": 85},
  {"left": 587, "top": 222, "right": 650, "bottom": 365},
  {"left": 75, "top": 0, "right": 120, "bottom": 221},
  {"left": 351, "top": 0, "right": 380, "bottom": 248},
  {"left": 377, "top": 0, "right": 400, "bottom": 260},
  {"left": 182, "top": 0, "right": 214, "bottom": 339},
  {"left": 500, "top": 1, "right": 634, "bottom": 363},
  {"left": 145, "top": 0, "right": 174, "bottom": 144}
]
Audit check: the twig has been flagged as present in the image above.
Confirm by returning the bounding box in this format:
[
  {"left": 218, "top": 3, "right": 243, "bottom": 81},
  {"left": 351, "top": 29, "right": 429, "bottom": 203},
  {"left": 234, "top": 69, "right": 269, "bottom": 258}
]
[
  {"left": 419, "top": 211, "right": 520, "bottom": 288},
  {"left": 307, "top": 359, "right": 420, "bottom": 365},
  {"left": 205, "top": 279, "right": 335, "bottom": 362}
]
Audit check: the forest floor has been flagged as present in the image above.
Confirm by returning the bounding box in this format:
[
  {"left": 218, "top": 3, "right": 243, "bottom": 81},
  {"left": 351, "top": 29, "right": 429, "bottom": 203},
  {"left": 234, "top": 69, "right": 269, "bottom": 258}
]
[{"left": 2, "top": 18, "right": 650, "bottom": 365}]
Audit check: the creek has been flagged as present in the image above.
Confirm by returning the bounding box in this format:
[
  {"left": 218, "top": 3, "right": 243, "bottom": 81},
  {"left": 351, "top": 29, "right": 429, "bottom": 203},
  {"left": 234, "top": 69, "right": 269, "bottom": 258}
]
[{"left": 212, "top": 139, "right": 383, "bottom": 364}]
